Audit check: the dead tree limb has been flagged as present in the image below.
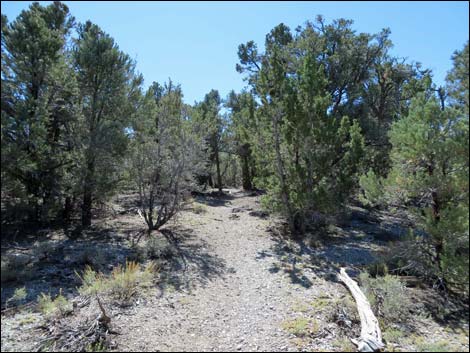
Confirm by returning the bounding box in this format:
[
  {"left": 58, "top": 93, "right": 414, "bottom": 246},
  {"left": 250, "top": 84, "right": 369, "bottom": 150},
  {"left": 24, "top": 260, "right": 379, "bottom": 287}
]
[{"left": 338, "top": 267, "right": 384, "bottom": 352}]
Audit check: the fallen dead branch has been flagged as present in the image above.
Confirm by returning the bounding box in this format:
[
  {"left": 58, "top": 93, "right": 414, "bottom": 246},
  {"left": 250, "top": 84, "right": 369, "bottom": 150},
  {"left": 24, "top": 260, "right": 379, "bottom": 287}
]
[
  {"left": 338, "top": 267, "right": 384, "bottom": 352},
  {"left": 35, "top": 296, "right": 116, "bottom": 352}
]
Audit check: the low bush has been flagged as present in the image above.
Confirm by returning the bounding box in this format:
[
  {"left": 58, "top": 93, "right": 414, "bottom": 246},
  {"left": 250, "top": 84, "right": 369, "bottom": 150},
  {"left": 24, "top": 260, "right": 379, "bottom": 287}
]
[
  {"left": 78, "top": 246, "right": 107, "bottom": 270},
  {"left": 359, "top": 272, "right": 411, "bottom": 324},
  {"left": 77, "top": 261, "right": 158, "bottom": 303},
  {"left": 37, "top": 291, "right": 72, "bottom": 318},
  {"left": 145, "top": 236, "right": 175, "bottom": 260},
  {"left": 6, "top": 287, "right": 28, "bottom": 307}
]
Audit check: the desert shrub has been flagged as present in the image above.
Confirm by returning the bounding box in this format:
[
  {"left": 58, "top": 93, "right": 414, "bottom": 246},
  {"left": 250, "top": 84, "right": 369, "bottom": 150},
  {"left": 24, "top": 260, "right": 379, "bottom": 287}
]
[
  {"left": 77, "top": 266, "right": 107, "bottom": 296},
  {"left": 6, "top": 287, "right": 28, "bottom": 307},
  {"left": 37, "top": 291, "right": 71, "bottom": 318},
  {"left": 281, "top": 317, "right": 318, "bottom": 337},
  {"left": 85, "top": 341, "right": 107, "bottom": 352},
  {"left": 108, "top": 261, "right": 155, "bottom": 301},
  {"left": 412, "top": 336, "right": 454, "bottom": 352},
  {"left": 359, "top": 272, "right": 411, "bottom": 324},
  {"left": 144, "top": 236, "right": 175, "bottom": 260},
  {"left": 77, "top": 261, "right": 158, "bottom": 303},
  {"left": 367, "top": 262, "right": 389, "bottom": 277},
  {"left": 78, "top": 246, "right": 106, "bottom": 270},
  {"left": 332, "top": 337, "right": 356, "bottom": 352},
  {"left": 382, "top": 327, "right": 405, "bottom": 343}
]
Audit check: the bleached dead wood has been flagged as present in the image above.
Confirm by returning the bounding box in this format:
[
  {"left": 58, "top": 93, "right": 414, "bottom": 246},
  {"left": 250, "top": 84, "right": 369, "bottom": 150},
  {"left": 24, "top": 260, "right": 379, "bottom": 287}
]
[
  {"left": 137, "top": 208, "right": 146, "bottom": 224},
  {"left": 338, "top": 267, "right": 384, "bottom": 352}
]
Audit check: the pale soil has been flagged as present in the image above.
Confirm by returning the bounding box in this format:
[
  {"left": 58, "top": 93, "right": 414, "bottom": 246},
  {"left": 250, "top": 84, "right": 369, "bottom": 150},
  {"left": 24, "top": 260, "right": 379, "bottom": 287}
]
[{"left": 1, "top": 189, "right": 469, "bottom": 352}]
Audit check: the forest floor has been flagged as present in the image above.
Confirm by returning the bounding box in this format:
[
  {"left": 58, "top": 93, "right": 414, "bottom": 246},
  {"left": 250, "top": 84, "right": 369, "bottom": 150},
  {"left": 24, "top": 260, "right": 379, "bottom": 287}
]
[{"left": 1, "top": 189, "right": 469, "bottom": 352}]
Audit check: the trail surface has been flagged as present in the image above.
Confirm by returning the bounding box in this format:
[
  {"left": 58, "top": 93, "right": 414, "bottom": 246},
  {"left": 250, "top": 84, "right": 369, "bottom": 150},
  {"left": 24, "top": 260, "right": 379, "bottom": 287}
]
[{"left": 114, "top": 189, "right": 335, "bottom": 352}]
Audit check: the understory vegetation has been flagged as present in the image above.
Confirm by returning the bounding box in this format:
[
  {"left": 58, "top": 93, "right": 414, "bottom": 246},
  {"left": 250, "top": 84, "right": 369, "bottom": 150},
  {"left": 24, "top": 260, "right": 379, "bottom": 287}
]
[{"left": 1, "top": 2, "right": 468, "bottom": 352}]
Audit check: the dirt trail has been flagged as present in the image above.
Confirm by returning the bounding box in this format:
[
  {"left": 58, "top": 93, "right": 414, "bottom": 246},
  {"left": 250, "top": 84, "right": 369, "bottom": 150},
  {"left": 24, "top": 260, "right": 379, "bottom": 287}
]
[
  {"left": 113, "top": 189, "right": 337, "bottom": 352},
  {"left": 3, "top": 189, "right": 467, "bottom": 352}
]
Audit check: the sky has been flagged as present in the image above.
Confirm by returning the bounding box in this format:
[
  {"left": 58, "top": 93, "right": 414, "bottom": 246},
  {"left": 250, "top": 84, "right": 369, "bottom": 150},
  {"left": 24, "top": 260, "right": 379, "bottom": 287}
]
[{"left": 1, "top": 1, "right": 469, "bottom": 105}]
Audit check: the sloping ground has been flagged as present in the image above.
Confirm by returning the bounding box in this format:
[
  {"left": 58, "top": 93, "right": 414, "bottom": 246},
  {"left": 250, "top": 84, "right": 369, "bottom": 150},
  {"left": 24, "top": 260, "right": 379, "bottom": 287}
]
[{"left": 1, "top": 189, "right": 469, "bottom": 352}]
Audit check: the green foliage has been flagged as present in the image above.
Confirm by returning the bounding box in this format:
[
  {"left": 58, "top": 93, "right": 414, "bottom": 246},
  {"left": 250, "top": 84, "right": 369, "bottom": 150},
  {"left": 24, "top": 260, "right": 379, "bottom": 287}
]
[
  {"left": 76, "top": 265, "right": 106, "bottom": 296},
  {"left": 332, "top": 337, "right": 356, "bottom": 352},
  {"left": 225, "top": 90, "right": 259, "bottom": 190},
  {"left": 378, "top": 93, "right": 468, "bottom": 290},
  {"left": 446, "top": 41, "right": 469, "bottom": 113},
  {"left": 37, "top": 291, "right": 71, "bottom": 318},
  {"left": 129, "top": 80, "right": 207, "bottom": 231},
  {"left": 359, "top": 170, "right": 386, "bottom": 207},
  {"left": 359, "top": 272, "right": 411, "bottom": 323},
  {"left": 237, "top": 24, "right": 367, "bottom": 234},
  {"left": 281, "top": 317, "right": 318, "bottom": 337},
  {"left": 74, "top": 21, "right": 140, "bottom": 226},
  {"left": 142, "top": 236, "right": 175, "bottom": 261},
  {"left": 382, "top": 327, "right": 405, "bottom": 343},
  {"left": 1, "top": 2, "right": 78, "bottom": 222},
  {"left": 77, "top": 261, "right": 158, "bottom": 303},
  {"left": 413, "top": 337, "right": 454, "bottom": 352},
  {"left": 367, "top": 262, "right": 389, "bottom": 277},
  {"left": 6, "top": 287, "right": 28, "bottom": 307}
]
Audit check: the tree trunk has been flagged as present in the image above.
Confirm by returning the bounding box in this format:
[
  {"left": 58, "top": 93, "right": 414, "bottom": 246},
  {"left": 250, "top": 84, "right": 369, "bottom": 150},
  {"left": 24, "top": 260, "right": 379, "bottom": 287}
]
[
  {"left": 242, "top": 154, "right": 252, "bottom": 190},
  {"left": 81, "top": 190, "right": 92, "bottom": 227},
  {"left": 81, "top": 159, "right": 95, "bottom": 227},
  {"left": 40, "top": 192, "right": 52, "bottom": 224},
  {"left": 215, "top": 148, "right": 222, "bottom": 193},
  {"left": 427, "top": 162, "right": 444, "bottom": 275},
  {"left": 63, "top": 195, "right": 72, "bottom": 223},
  {"left": 272, "top": 109, "right": 296, "bottom": 235},
  {"left": 239, "top": 143, "right": 253, "bottom": 190}
]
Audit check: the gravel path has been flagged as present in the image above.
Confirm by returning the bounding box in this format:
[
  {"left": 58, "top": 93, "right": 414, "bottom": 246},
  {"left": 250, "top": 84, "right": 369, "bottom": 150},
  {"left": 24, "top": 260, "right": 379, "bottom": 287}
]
[
  {"left": 2, "top": 190, "right": 468, "bottom": 352},
  {"left": 113, "top": 190, "right": 335, "bottom": 352}
]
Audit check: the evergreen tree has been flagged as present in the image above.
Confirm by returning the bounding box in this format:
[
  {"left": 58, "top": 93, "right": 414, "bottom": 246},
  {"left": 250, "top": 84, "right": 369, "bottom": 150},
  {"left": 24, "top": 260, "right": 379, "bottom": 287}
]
[
  {"left": 446, "top": 41, "right": 469, "bottom": 113},
  {"left": 1, "top": 2, "right": 77, "bottom": 222},
  {"left": 73, "top": 21, "right": 138, "bottom": 226},
  {"left": 388, "top": 94, "right": 468, "bottom": 290},
  {"left": 360, "top": 42, "right": 469, "bottom": 291},
  {"left": 195, "top": 90, "right": 225, "bottom": 193},
  {"left": 237, "top": 23, "right": 365, "bottom": 235},
  {"left": 225, "top": 90, "right": 258, "bottom": 190}
]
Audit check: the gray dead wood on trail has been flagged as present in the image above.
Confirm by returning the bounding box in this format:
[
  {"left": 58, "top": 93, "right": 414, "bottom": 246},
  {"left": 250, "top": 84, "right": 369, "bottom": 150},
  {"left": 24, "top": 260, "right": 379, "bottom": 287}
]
[{"left": 338, "top": 267, "right": 385, "bottom": 352}]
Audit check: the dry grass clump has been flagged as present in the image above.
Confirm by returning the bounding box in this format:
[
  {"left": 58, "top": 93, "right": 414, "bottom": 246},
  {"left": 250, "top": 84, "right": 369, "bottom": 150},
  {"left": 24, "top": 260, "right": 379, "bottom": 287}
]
[{"left": 77, "top": 261, "right": 158, "bottom": 303}]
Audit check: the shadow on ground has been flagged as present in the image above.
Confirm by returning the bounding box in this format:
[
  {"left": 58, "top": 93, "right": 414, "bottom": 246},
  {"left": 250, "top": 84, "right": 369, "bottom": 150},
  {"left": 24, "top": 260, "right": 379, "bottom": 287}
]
[
  {"left": 152, "top": 226, "right": 227, "bottom": 297},
  {"left": 192, "top": 190, "right": 236, "bottom": 207},
  {"left": 1, "top": 223, "right": 227, "bottom": 309},
  {"left": 259, "top": 208, "right": 395, "bottom": 288}
]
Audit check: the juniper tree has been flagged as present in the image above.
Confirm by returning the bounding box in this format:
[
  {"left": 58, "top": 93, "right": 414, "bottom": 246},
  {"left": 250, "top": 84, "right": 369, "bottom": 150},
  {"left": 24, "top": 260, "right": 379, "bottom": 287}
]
[
  {"left": 237, "top": 23, "right": 365, "bottom": 235},
  {"left": 194, "top": 90, "right": 225, "bottom": 193},
  {"left": 359, "top": 43, "right": 469, "bottom": 291},
  {"left": 225, "top": 90, "right": 258, "bottom": 190},
  {"left": 1, "top": 2, "right": 77, "bottom": 222},
  {"left": 73, "top": 21, "right": 139, "bottom": 226},
  {"left": 130, "top": 81, "right": 206, "bottom": 233}
]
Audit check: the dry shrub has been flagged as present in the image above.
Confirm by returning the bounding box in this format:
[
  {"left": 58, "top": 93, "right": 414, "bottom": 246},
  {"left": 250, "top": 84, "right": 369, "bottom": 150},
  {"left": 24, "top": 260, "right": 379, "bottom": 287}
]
[
  {"left": 77, "top": 261, "right": 158, "bottom": 303},
  {"left": 359, "top": 272, "right": 411, "bottom": 324}
]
